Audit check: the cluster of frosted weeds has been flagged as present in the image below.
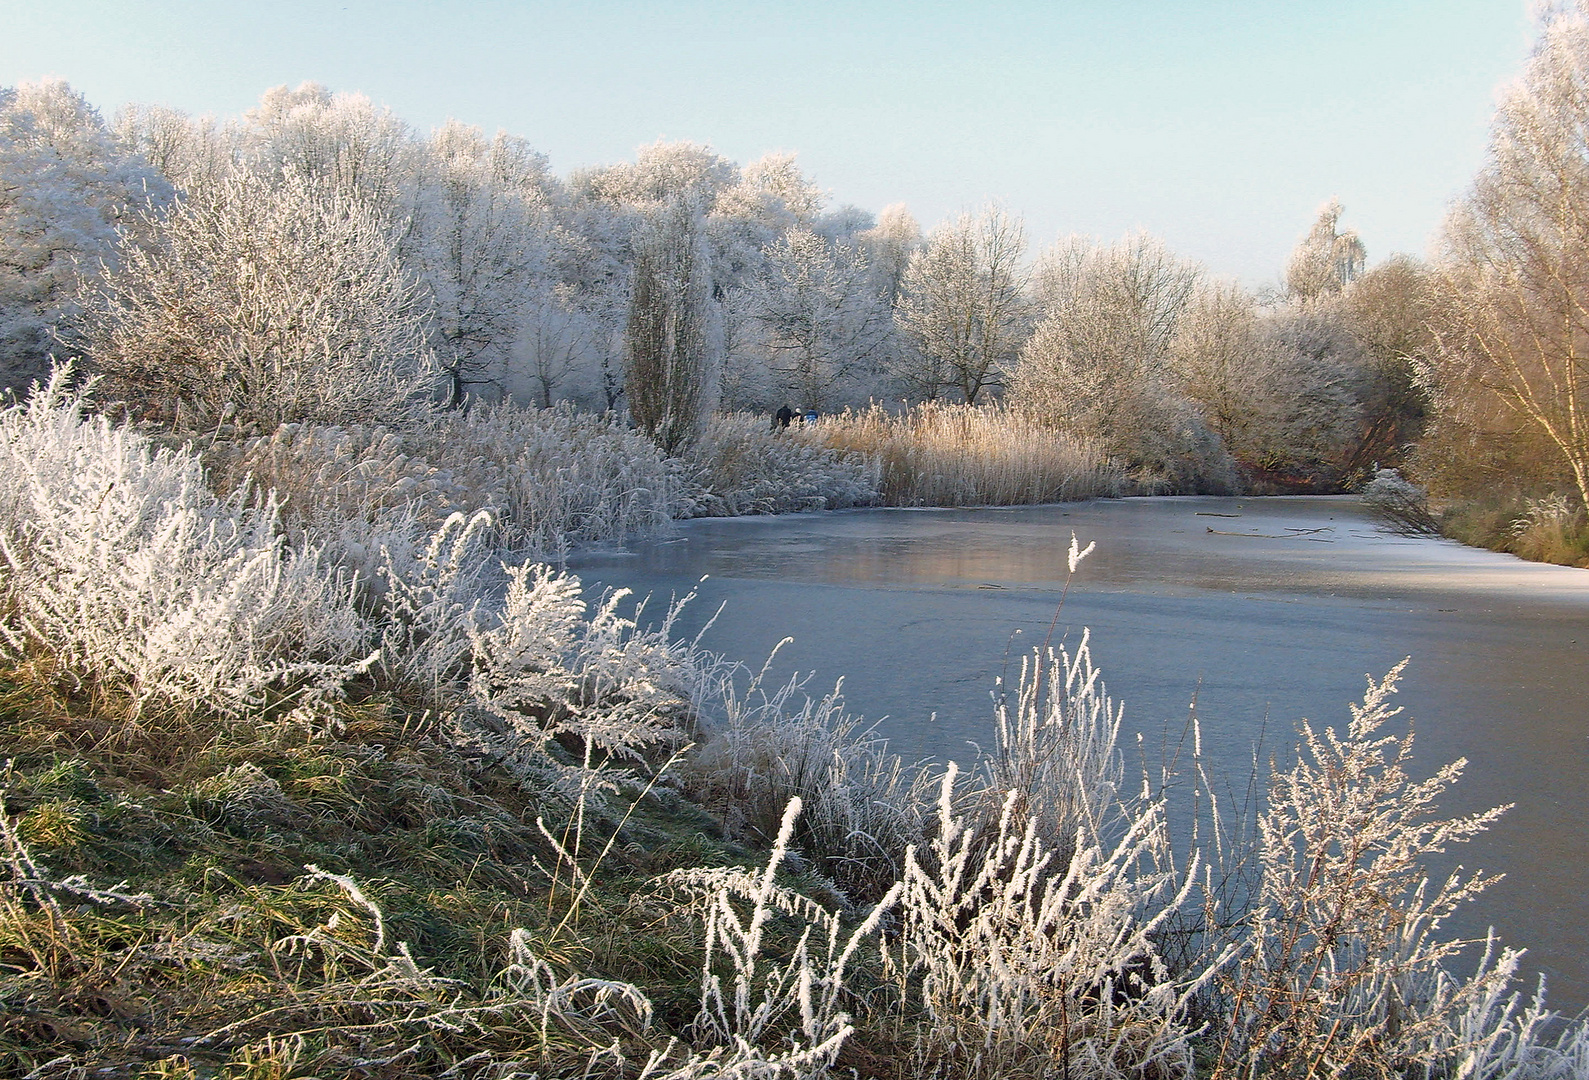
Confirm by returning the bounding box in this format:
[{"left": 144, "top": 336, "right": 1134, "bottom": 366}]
[
  {"left": 686, "top": 413, "right": 880, "bottom": 516},
  {"left": 682, "top": 651, "right": 931, "bottom": 901},
  {"left": 878, "top": 601, "right": 1220, "bottom": 1079},
  {"left": 1511, "top": 492, "right": 1582, "bottom": 536},
  {"left": 206, "top": 398, "right": 691, "bottom": 567},
  {"left": 0, "top": 370, "right": 703, "bottom": 782},
  {"left": 888, "top": 762, "right": 1214, "bottom": 1079},
  {"left": 661, "top": 798, "right": 903, "bottom": 1079},
  {"left": 1204, "top": 661, "right": 1589, "bottom": 1077},
  {"left": 0, "top": 366, "right": 372, "bottom": 715}
]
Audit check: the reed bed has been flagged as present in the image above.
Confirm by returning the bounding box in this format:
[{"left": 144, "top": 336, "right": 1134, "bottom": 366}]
[
  {"left": 203, "top": 400, "right": 692, "bottom": 564},
  {"left": 685, "top": 414, "right": 880, "bottom": 516},
  {"left": 803, "top": 402, "right": 1126, "bottom": 507}
]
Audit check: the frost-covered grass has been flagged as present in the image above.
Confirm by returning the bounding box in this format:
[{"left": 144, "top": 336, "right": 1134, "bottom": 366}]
[
  {"left": 806, "top": 401, "right": 1126, "bottom": 506},
  {"left": 4, "top": 379, "right": 1588, "bottom": 1078},
  {"left": 685, "top": 414, "right": 880, "bottom": 516},
  {"left": 203, "top": 399, "right": 691, "bottom": 566},
  {"left": 682, "top": 657, "right": 929, "bottom": 903}
]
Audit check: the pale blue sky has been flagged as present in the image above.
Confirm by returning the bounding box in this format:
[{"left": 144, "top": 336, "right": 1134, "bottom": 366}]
[{"left": 2, "top": 1, "right": 1537, "bottom": 282}]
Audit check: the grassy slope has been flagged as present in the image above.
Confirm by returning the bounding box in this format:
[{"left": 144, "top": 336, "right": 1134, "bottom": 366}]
[{"left": 0, "top": 674, "right": 783, "bottom": 1077}]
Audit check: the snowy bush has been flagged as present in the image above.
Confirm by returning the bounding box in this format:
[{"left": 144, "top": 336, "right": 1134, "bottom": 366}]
[
  {"left": 686, "top": 413, "right": 879, "bottom": 516},
  {"left": 0, "top": 367, "right": 371, "bottom": 717},
  {"left": 460, "top": 566, "right": 704, "bottom": 805},
  {"left": 1208, "top": 662, "right": 1525, "bottom": 1077},
  {"left": 1362, "top": 466, "right": 1441, "bottom": 536},
  {"left": 205, "top": 399, "right": 690, "bottom": 564},
  {"left": 80, "top": 167, "right": 438, "bottom": 430},
  {"left": 453, "top": 400, "right": 691, "bottom": 552},
  {"left": 888, "top": 763, "right": 1209, "bottom": 1080}
]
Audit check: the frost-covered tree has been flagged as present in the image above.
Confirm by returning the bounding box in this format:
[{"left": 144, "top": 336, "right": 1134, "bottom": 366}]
[
  {"left": 0, "top": 80, "right": 168, "bottom": 396},
  {"left": 81, "top": 167, "right": 436, "bottom": 429},
  {"left": 749, "top": 227, "right": 892, "bottom": 409},
  {"left": 513, "top": 283, "right": 595, "bottom": 408},
  {"left": 1015, "top": 233, "right": 1232, "bottom": 490},
  {"left": 573, "top": 139, "right": 738, "bottom": 211},
  {"left": 1286, "top": 198, "right": 1367, "bottom": 304},
  {"left": 1340, "top": 256, "right": 1432, "bottom": 466},
  {"left": 712, "top": 151, "right": 823, "bottom": 233},
  {"left": 1170, "top": 282, "right": 1367, "bottom": 486},
  {"left": 406, "top": 120, "right": 564, "bottom": 406},
  {"left": 860, "top": 202, "right": 921, "bottom": 311},
  {"left": 238, "top": 82, "right": 412, "bottom": 211},
  {"left": 710, "top": 154, "right": 803, "bottom": 299},
  {"left": 1256, "top": 308, "right": 1367, "bottom": 480},
  {"left": 1423, "top": 1, "right": 1589, "bottom": 509},
  {"left": 625, "top": 197, "right": 713, "bottom": 453},
  {"left": 1169, "top": 281, "right": 1277, "bottom": 460},
  {"left": 113, "top": 103, "right": 234, "bottom": 199},
  {"left": 567, "top": 141, "right": 744, "bottom": 415},
  {"left": 896, "top": 207, "right": 1029, "bottom": 403}
]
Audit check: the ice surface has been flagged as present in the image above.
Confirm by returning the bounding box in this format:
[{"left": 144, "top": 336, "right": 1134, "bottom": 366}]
[{"left": 573, "top": 496, "right": 1589, "bottom": 1010}]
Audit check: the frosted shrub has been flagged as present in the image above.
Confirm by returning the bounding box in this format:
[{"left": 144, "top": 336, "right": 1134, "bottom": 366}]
[
  {"left": 882, "top": 601, "right": 1218, "bottom": 1080},
  {"left": 463, "top": 567, "right": 702, "bottom": 804},
  {"left": 1362, "top": 466, "right": 1441, "bottom": 536},
  {"left": 1208, "top": 662, "right": 1520, "bottom": 1078},
  {"left": 687, "top": 414, "right": 880, "bottom": 516},
  {"left": 0, "top": 368, "right": 371, "bottom": 717},
  {"left": 809, "top": 401, "right": 1125, "bottom": 506},
  {"left": 684, "top": 656, "right": 930, "bottom": 901},
  {"left": 80, "top": 167, "right": 437, "bottom": 430},
  {"left": 1506, "top": 492, "right": 1589, "bottom": 564},
  {"left": 452, "top": 400, "right": 691, "bottom": 553},
  {"left": 208, "top": 399, "right": 687, "bottom": 562},
  {"left": 889, "top": 764, "right": 1210, "bottom": 1079}
]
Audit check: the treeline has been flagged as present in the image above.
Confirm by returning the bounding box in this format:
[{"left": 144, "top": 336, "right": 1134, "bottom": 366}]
[
  {"left": 4, "top": 79, "right": 1423, "bottom": 496},
  {"left": 7, "top": 1, "right": 1589, "bottom": 522}
]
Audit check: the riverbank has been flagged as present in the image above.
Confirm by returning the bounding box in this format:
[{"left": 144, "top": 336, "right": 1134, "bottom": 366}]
[
  {"left": 1438, "top": 494, "right": 1589, "bottom": 568},
  {"left": 5, "top": 380, "right": 1588, "bottom": 1075}
]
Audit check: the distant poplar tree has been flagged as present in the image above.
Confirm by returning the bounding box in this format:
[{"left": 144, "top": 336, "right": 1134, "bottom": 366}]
[
  {"left": 625, "top": 197, "right": 713, "bottom": 454},
  {"left": 1285, "top": 199, "right": 1366, "bottom": 303}
]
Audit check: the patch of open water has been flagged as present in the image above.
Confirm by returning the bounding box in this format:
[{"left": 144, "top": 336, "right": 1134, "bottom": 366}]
[{"left": 572, "top": 495, "right": 1589, "bottom": 1012}]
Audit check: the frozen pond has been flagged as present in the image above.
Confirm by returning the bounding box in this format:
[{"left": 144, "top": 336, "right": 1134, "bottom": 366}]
[{"left": 571, "top": 496, "right": 1589, "bottom": 1011}]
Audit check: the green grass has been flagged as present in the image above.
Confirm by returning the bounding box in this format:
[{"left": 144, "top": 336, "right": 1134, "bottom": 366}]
[{"left": 0, "top": 671, "right": 763, "bottom": 1078}]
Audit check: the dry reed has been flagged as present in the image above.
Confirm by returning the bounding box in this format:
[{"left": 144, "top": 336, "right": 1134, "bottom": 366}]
[{"left": 801, "top": 402, "right": 1125, "bottom": 506}]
